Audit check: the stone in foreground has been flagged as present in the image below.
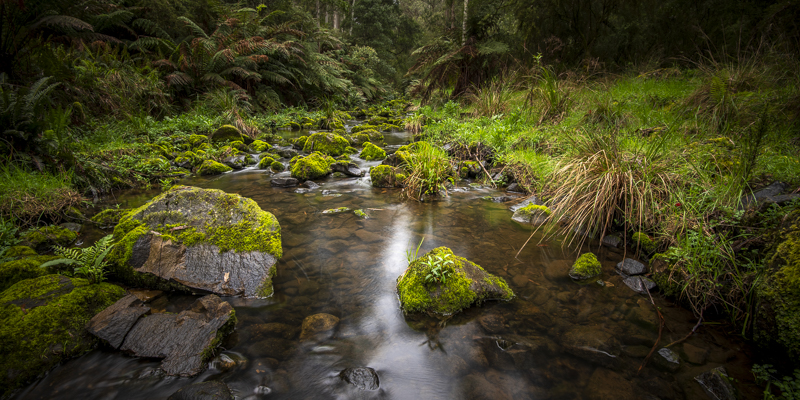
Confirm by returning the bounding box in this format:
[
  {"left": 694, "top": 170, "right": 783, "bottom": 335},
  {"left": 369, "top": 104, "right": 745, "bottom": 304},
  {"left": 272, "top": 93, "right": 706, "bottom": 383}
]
[
  {"left": 616, "top": 258, "right": 646, "bottom": 276},
  {"left": 695, "top": 367, "right": 737, "bottom": 400},
  {"left": 109, "top": 186, "right": 282, "bottom": 297},
  {"left": 396, "top": 247, "right": 514, "bottom": 315},
  {"left": 340, "top": 367, "right": 380, "bottom": 390},
  {"left": 569, "top": 253, "right": 602, "bottom": 280},
  {"left": 119, "top": 295, "right": 235, "bottom": 376},
  {"left": 0, "top": 275, "right": 125, "bottom": 396},
  {"left": 86, "top": 294, "right": 150, "bottom": 348}
]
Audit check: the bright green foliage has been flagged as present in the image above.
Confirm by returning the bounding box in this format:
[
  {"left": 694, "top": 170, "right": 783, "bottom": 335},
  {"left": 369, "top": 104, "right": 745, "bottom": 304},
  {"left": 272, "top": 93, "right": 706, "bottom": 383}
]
[
  {"left": 41, "top": 235, "right": 115, "bottom": 284},
  {"left": 752, "top": 364, "right": 800, "bottom": 400},
  {"left": 354, "top": 209, "right": 368, "bottom": 218},
  {"left": 188, "top": 134, "right": 209, "bottom": 148},
  {"left": 251, "top": 140, "right": 270, "bottom": 152},
  {"left": 291, "top": 153, "right": 333, "bottom": 181},
  {"left": 357, "top": 129, "right": 384, "bottom": 142},
  {"left": 758, "top": 227, "right": 800, "bottom": 359},
  {"left": 322, "top": 207, "right": 351, "bottom": 214},
  {"left": 0, "top": 255, "right": 58, "bottom": 292},
  {"left": 258, "top": 156, "right": 276, "bottom": 169},
  {"left": 197, "top": 160, "right": 232, "bottom": 176},
  {"left": 517, "top": 204, "right": 551, "bottom": 217},
  {"left": 229, "top": 140, "right": 248, "bottom": 152},
  {"left": 370, "top": 165, "right": 399, "bottom": 188},
  {"left": 632, "top": 232, "right": 657, "bottom": 254},
  {"left": 360, "top": 142, "right": 386, "bottom": 161},
  {"left": 569, "top": 253, "right": 602, "bottom": 280},
  {"left": 211, "top": 125, "right": 243, "bottom": 143},
  {"left": 396, "top": 247, "right": 514, "bottom": 315},
  {"left": 0, "top": 275, "right": 125, "bottom": 396},
  {"left": 23, "top": 225, "right": 77, "bottom": 251},
  {"left": 302, "top": 132, "right": 350, "bottom": 156},
  {"left": 293, "top": 136, "right": 308, "bottom": 149},
  {"left": 351, "top": 124, "right": 379, "bottom": 133},
  {"left": 402, "top": 142, "right": 453, "bottom": 198}
]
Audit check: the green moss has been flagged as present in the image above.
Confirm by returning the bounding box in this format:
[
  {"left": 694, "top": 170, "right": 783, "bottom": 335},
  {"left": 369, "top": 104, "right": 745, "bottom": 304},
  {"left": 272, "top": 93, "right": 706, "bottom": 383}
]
[
  {"left": 351, "top": 124, "right": 378, "bottom": 134},
  {"left": 369, "top": 165, "right": 398, "bottom": 188},
  {"left": 0, "top": 255, "right": 59, "bottom": 292},
  {"left": 360, "top": 142, "right": 386, "bottom": 161},
  {"left": 258, "top": 156, "right": 276, "bottom": 169},
  {"left": 251, "top": 140, "right": 270, "bottom": 152},
  {"left": 229, "top": 140, "right": 248, "bottom": 152},
  {"left": 23, "top": 226, "right": 77, "bottom": 251},
  {"left": 211, "top": 125, "right": 243, "bottom": 143},
  {"left": 188, "top": 134, "right": 209, "bottom": 148},
  {"left": 197, "top": 160, "right": 233, "bottom": 176},
  {"left": 517, "top": 204, "right": 551, "bottom": 217},
  {"left": 758, "top": 227, "right": 800, "bottom": 358},
  {"left": 201, "top": 309, "right": 237, "bottom": 362},
  {"left": 5, "top": 246, "right": 36, "bottom": 258},
  {"left": 631, "top": 232, "right": 656, "bottom": 254},
  {"left": 0, "top": 275, "right": 125, "bottom": 395},
  {"left": 398, "top": 141, "right": 427, "bottom": 153},
  {"left": 396, "top": 247, "right": 514, "bottom": 315},
  {"left": 293, "top": 136, "right": 308, "bottom": 149},
  {"left": 569, "top": 253, "right": 602, "bottom": 280},
  {"left": 356, "top": 129, "right": 384, "bottom": 142},
  {"left": 290, "top": 152, "right": 333, "bottom": 181},
  {"left": 302, "top": 132, "right": 349, "bottom": 156},
  {"left": 458, "top": 161, "right": 481, "bottom": 178},
  {"left": 354, "top": 209, "right": 367, "bottom": 218},
  {"left": 322, "top": 207, "right": 351, "bottom": 214},
  {"left": 349, "top": 133, "right": 370, "bottom": 146},
  {"left": 91, "top": 208, "right": 128, "bottom": 228},
  {"left": 270, "top": 161, "right": 284, "bottom": 172}
]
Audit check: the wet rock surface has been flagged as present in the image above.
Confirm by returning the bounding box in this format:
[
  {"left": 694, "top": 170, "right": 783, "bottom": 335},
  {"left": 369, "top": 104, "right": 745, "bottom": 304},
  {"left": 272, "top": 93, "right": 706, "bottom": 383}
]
[
  {"left": 653, "top": 347, "right": 681, "bottom": 372},
  {"left": 167, "top": 381, "right": 233, "bottom": 400},
  {"left": 330, "top": 162, "right": 363, "bottom": 177},
  {"left": 271, "top": 177, "right": 299, "bottom": 187},
  {"left": 110, "top": 295, "right": 235, "bottom": 376},
  {"left": 340, "top": 367, "right": 380, "bottom": 390},
  {"left": 616, "top": 258, "right": 647, "bottom": 276},
  {"left": 623, "top": 276, "right": 657, "bottom": 294},
  {"left": 695, "top": 366, "right": 737, "bottom": 400},
  {"left": 300, "top": 313, "right": 339, "bottom": 340},
  {"left": 86, "top": 294, "right": 150, "bottom": 349}
]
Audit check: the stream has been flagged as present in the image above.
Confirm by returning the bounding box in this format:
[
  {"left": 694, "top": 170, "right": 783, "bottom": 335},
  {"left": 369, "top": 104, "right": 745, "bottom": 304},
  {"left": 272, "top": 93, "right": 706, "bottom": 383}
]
[{"left": 14, "top": 124, "right": 761, "bottom": 399}]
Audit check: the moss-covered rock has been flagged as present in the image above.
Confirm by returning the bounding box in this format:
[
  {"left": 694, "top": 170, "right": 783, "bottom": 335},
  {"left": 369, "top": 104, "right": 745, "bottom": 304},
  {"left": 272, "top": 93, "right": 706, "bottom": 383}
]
[
  {"left": 569, "top": 253, "right": 602, "bottom": 280},
  {"left": 251, "top": 140, "right": 270, "bottom": 153},
  {"left": 270, "top": 161, "right": 285, "bottom": 172},
  {"left": 22, "top": 225, "right": 77, "bottom": 253},
  {"left": 229, "top": 140, "right": 248, "bottom": 152},
  {"left": 369, "top": 165, "right": 401, "bottom": 188},
  {"left": 348, "top": 133, "right": 370, "bottom": 146},
  {"left": 397, "top": 141, "right": 427, "bottom": 153},
  {"left": 197, "top": 160, "right": 233, "bottom": 176},
  {"left": 632, "top": 232, "right": 656, "bottom": 254},
  {"left": 91, "top": 208, "right": 129, "bottom": 228},
  {"left": 292, "top": 135, "right": 308, "bottom": 150},
  {"left": 383, "top": 150, "right": 412, "bottom": 168},
  {"left": 756, "top": 218, "right": 800, "bottom": 359},
  {"left": 396, "top": 247, "right": 514, "bottom": 315},
  {"left": 188, "top": 134, "right": 209, "bottom": 149},
  {"left": 258, "top": 156, "right": 277, "bottom": 170},
  {"left": 458, "top": 161, "right": 482, "bottom": 179},
  {"left": 512, "top": 204, "right": 551, "bottom": 225},
  {"left": 351, "top": 124, "right": 378, "bottom": 134},
  {"left": 211, "top": 125, "right": 243, "bottom": 143},
  {"left": 109, "top": 186, "right": 282, "bottom": 297},
  {"left": 290, "top": 152, "right": 333, "bottom": 181},
  {"left": 0, "top": 275, "right": 125, "bottom": 395},
  {"left": 360, "top": 142, "right": 386, "bottom": 161},
  {"left": 0, "top": 255, "right": 59, "bottom": 292},
  {"left": 4, "top": 246, "right": 37, "bottom": 258},
  {"left": 358, "top": 129, "right": 384, "bottom": 142},
  {"left": 302, "top": 132, "right": 350, "bottom": 156}
]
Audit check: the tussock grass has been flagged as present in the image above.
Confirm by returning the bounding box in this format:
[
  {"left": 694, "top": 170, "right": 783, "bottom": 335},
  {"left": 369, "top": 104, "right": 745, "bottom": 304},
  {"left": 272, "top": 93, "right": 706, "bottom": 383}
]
[{"left": 0, "top": 163, "right": 83, "bottom": 225}]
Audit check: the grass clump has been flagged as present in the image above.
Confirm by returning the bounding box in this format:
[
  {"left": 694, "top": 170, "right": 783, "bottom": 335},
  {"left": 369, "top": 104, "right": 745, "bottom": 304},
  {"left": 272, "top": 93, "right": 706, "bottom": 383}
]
[{"left": 401, "top": 142, "right": 454, "bottom": 200}]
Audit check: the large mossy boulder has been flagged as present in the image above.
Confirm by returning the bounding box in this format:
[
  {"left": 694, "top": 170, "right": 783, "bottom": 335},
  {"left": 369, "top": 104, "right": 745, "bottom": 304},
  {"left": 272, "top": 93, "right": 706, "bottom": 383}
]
[
  {"left": 91, "top": 208, "right": 129, "bottom": 228},
  {"left": 290, "top": 152, "right": 334, "bottom": 181},
  {"left": 302, "top": 132, "right": 349, "bottom": 156},
  {"left": 0, "top": 275, "right": 125, "bottom": 395},
  {"left": 210, "top": 125, "right": 243, "bottom": 143},
  {"left": 197, "top": 160, "right": 233, "bottom": 176},
  {"left": 109, "top": 186, "right": 282, "bottom": 297},
  {"left": 369, "top": 165, "right": 403, "bottom": 188},
  {"left": 22, "top": 225, "right": 77, "bottom": 253},
  {"left": 360, "top": 142, "right": 386, "bottom": 161},
  {"left": 396, "top": 247, "right": 514, "bottom": 315}
]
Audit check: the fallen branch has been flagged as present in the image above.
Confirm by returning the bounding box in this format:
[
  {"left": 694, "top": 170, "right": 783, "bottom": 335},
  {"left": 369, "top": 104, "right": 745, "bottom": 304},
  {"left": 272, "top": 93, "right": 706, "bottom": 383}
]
[
  {"left": 637, "top": 283, "right": 665, "bottom": 375},
  {"left": 665, "top": 314, "right": 703, "bottom": 348}
]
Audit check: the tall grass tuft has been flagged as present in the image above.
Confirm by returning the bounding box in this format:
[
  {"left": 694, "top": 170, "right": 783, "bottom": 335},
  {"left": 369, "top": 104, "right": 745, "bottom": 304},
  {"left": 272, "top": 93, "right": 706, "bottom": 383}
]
[
  {"left": 402, "top": 142, "right": 454, "bottom": 200},
  {"left": 0, "top": 162, "right": 83, "bottom": 225},
  {"left": 468, "top": 77, "right": 518, "bottom": 117},
  {"left": 545, "top": 128, "right": 680, "bottom": 247}
]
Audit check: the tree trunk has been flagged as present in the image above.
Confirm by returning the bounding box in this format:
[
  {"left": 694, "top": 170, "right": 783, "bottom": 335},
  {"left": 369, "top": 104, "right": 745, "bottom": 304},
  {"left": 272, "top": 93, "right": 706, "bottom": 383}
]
[
  {"left": 461, "top": 0, "right": 469, "bottom": 46},
  {"left": 316, "top": 0, "right": 320, "bottom": 25},
  {"left": 350, "top": 0, "right": 356, "bottom": 35},
  {"left": 334, "top": 10, "right": 339, "bottom": 30}
]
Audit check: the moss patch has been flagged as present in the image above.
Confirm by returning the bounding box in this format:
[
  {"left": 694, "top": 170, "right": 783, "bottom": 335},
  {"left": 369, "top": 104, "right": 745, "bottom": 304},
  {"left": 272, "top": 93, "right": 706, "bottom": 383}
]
[
  {"left": 757, "top": 224, "right": 800, "bottom": 359},
  {"left": 270, "top": 161, "right": 284, "bottom": 172},
  {"left": 396, "top": 247, "right": 514, "bottom": 315},
  {"left": 302, "top": 132, "right": 349, "bottom": 156},
  {"left": 360, "top": 142, "right": 386, "bottom": 161},
  {"left": 251, "top": 140, "right": 270, "bottom": 152},
  {"left": 0, "top": 255, "right": 59, "bottom": 292},
  {"left": 90, "top": 208, "right": 128, "bottom": 228},
  {"left": 197, "top": 160, "right": 233, "bottom": 176},
  {"left": 0, "top": 275, "right": 125, "bottom": 395},
  {"left": 291, "top": 152, "right": 333, "bottom": 181},
  {"left": 258, "top": 156, "right": 277, "bottom": 169},
  {"left": 22, "top": 226, "right": 77, "bottom": 252},
  {"left": 370, "top": 165, "right": 399, "bottom": 188},
  {"left": 569, "top": 253, "right": 602, "bottom": 280},
  {"left": 517, "top": 204, "right": 551, "bottom": 217},
  {"left": 632, "top": 232, "right": 656, "bottom": 254},
  {"left": 211, "top": 125, "right": 243, "bottom": 143}
]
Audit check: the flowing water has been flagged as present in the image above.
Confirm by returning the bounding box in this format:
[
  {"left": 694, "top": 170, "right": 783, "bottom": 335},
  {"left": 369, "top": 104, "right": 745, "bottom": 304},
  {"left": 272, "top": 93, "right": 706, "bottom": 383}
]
[{"left": 14, "top": 126, "right": 762, "bottom": 399}]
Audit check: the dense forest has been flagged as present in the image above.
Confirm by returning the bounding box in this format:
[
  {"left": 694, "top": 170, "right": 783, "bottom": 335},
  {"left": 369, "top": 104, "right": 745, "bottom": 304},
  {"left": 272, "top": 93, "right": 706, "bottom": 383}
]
[{"left": 2, "top": 0, "right": 800, "bottom": 398}]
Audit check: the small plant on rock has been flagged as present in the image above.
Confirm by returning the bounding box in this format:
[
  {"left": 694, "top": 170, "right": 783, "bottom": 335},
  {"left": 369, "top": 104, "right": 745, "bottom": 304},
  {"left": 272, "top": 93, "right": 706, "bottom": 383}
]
[
  {"left": 423, "top": 253, "right": 455, "bottom": 285},
  {"left": 40, "top": 235, "right": 115, "bottom": 283}
]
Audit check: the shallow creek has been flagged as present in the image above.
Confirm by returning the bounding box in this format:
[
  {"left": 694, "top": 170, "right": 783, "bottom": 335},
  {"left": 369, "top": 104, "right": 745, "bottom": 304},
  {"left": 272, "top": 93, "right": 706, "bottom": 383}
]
[{"left": 15, "top": 126, "right": 762, "bottom": 399}]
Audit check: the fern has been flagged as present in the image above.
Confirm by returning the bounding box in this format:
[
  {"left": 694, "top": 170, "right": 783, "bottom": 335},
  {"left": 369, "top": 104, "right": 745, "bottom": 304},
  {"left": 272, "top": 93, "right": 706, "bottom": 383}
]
[{"left": 40, "top": 235, "right": 115, "bottom": 284}]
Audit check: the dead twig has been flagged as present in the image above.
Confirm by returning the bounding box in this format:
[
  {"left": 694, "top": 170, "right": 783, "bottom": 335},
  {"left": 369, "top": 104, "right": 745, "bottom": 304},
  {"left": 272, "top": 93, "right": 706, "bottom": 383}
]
[
  {"left": 637, "top": 283, "right": 665, "bottom": 375},
  {"left": 665, "top": 314, "right": 703, "bottom": 348}
]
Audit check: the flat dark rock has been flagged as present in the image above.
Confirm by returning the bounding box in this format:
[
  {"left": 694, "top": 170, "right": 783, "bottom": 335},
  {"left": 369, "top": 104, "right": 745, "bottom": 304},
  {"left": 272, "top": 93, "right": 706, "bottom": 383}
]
[
  {"left": 86, "top": 294, "right": 150, "bottom": 349},
  {"left": 616, "top": 258, "right": 646, "bottom": 276},
  {"left": 330, "top": 162, "right": 363, "bottom": 177},
  {"left": 602, "top": 235, "right": 621, "bottom": 248},
  {"left": 653, "top": 347, "right": 681, "bottom": 372},
  {"left": 623, "top": 275, "right": 657, "bottom": 294},
  {"left": 695, "top": 367, "right": 737, "bottom": 400},
  {"left": 168, "top": 381, "right": 233, "bottom": 400},
  {"left": 340, "top": 367, "right": 380, "bottom": 390},
  {"left": 271, "top": 177, "right": 299, "bottom": 187},
  {"left": 276, "top": 148, "right": 298, "bottom": 158},
  {"left": 303, "top": 180, "right": 321, "bottom": 189},
  {"left": 742, "top": 181, "right": 791, "bottom": 207},
  {"left": 120, "top": 295, "right": 235, "bottom": 376}
]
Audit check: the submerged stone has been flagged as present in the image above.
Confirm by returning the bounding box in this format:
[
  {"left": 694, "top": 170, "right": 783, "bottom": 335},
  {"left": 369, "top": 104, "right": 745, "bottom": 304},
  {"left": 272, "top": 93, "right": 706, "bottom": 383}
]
[
  {"left": 340, "top": 367, "right": 380, "bottom": 390},
  {"left": 695, "top": 366, "right": 736, "bottom": 400},
  {"left": 396, "top": 247, "right": 514, "bottom": 316},
  {"left": 330, "top": 162, "right": 363, "bottom": 177},
  {"left": 119, "top": 295, "right": 236, "bottom": 376},
  {"left": 653, "top": 347, "right": 681, "bottom": 372},
  {"left": 300, "top": 313, "right": 339, "bottom": 340},
  {"left": 623, "top": 275, "right": 657, "bottom": 294},
  {"left": 0, "top": 275, "right": 125, "bottom": 395},
  {"left": 271, "top": 177, "right": 299, "bottom": 187},
  {"left": 109, "top": 186, "right": 282, "bottom": 297},
  {"left": 616, "top": 258, "right": 647, "bottom": 276}
]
